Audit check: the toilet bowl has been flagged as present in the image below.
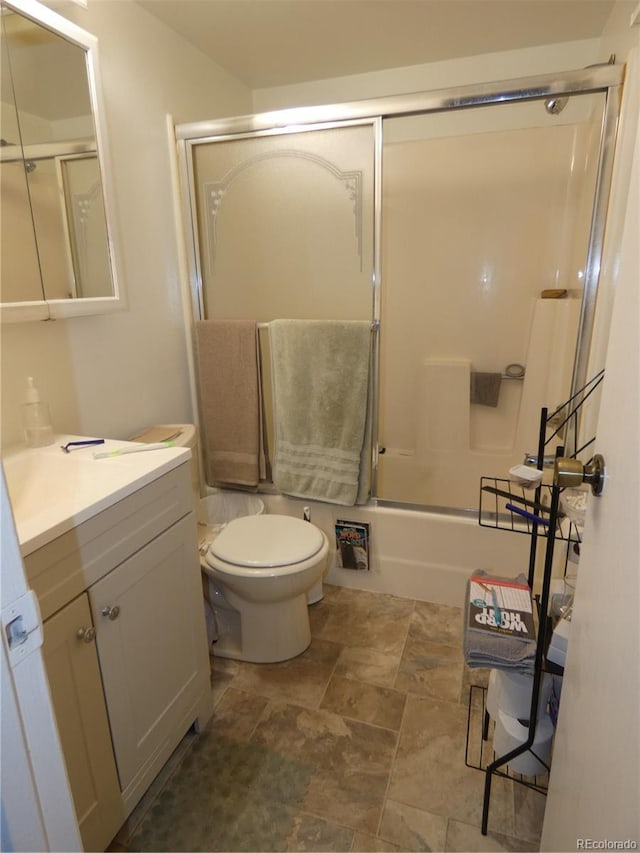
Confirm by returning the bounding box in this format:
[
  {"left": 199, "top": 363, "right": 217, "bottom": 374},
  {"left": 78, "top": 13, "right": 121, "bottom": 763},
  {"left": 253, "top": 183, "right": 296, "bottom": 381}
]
[
  {"left": 132, "top": 424, "right": 330, "bottom": 664},
  {"left": 204, "top": 514, "right": 329, "bottom": 662}
]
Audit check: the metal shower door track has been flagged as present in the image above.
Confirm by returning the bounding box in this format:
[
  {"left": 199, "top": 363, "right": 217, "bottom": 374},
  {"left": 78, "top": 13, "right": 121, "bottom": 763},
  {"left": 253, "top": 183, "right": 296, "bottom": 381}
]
[{"left": 175, "top": 64, "right": 623, "bottom": 139}]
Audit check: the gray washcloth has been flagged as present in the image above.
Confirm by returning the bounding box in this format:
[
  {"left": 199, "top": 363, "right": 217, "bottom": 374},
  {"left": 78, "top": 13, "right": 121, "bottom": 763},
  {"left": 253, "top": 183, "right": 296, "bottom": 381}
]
[
  {"left": 470, "top": 372, "right": 502, "bottom": 407},
  {"left": 463, "top": 571, "right": 537, "bottom": 675}
]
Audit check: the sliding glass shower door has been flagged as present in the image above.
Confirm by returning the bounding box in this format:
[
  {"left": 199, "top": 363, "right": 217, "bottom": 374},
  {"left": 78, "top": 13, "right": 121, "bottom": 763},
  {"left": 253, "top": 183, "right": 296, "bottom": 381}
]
[
  {"left": 188, "top": 122, "right": 377, "bottom": 323},
  {"left": 183, "top": 120, "right": 378, "bottom": 490},
  {"left": 377, "top": 95, "right": 605, "bottom": 510}
]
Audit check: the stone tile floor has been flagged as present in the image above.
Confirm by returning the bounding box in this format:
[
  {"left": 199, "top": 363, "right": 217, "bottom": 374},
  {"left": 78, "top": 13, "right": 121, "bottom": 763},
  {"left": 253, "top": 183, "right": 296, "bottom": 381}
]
[{"left": 109, "top": 585, "right": 545, "bottom": 852}]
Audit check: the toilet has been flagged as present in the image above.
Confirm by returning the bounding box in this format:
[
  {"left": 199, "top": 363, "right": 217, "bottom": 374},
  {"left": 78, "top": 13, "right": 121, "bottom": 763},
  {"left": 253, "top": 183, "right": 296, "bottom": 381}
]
[
  {"left": 205, "top": 514, "right": 329, "bottom": 662},
  {"left": 131, "top": 424, "right": 330, "bottom": 664}
]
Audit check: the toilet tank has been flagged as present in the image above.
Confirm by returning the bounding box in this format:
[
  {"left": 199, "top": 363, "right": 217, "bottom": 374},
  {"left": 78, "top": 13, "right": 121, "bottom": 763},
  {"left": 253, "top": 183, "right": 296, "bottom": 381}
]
[{"left": 130, "top": 423, "right": 201, "bottom": 514}]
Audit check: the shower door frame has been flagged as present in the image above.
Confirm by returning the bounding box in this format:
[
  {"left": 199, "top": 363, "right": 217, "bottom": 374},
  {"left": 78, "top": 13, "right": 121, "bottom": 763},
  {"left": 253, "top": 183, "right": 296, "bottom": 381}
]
[{"left": 175, "top": 62, "right": 623, "bottom": 507}]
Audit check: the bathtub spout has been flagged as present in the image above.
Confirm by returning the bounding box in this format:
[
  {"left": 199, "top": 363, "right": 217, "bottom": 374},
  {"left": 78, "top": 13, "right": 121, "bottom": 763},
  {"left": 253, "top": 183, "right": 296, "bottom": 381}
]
[{"left": 523, "top": 453, "right": 556, "bottom": 468}]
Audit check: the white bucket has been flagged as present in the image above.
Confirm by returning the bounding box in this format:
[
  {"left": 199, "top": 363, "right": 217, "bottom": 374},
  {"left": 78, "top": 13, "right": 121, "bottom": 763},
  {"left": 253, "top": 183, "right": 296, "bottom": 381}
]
[
  {"left": 198, "top": 491, "right": 265, "bottom": 532},
  {"left": 197, "top": 491, "right": 265, "bottom": 557}
]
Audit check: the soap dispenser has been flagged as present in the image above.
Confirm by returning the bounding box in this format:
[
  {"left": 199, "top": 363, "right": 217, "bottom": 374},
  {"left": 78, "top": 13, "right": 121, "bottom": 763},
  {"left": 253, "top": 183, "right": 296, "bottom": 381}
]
[{"left": 22, "top": 377, "right": 54, "bottom": 447}]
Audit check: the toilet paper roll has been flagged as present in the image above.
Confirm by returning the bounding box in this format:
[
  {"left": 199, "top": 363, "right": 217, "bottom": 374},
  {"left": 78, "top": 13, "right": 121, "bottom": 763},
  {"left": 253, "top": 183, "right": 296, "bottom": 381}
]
[
  {"left": 495, "top": 669, "right": 553, "bottom": 720},
  {"left": 493, "top": 708, "right": 554, "bottom": 776},
  {"left": 486, "top": 668, "right": 500, "bottom": 718}
]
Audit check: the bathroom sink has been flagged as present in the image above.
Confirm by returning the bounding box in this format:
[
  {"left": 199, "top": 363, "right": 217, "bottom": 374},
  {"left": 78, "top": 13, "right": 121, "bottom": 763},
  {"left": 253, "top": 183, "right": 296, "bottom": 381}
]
[{"left": 2, "top": 435, "right": 190, "bottom": 555}]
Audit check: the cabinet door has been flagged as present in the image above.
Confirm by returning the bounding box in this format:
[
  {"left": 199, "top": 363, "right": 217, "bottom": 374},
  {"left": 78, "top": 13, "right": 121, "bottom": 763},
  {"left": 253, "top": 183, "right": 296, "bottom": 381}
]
[
  {"left": 89, "top": 513, "right": 206, "bottom": 794},
  {"left": 43, "top": 594, "right": 124, "bottom": 852}
]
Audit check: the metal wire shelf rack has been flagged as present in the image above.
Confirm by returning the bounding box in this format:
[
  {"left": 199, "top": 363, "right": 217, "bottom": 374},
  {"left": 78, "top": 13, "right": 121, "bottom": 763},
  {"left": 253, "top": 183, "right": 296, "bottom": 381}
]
[
  {"left": 468, "top": 370, "right": 603, "bottom": 835},
  {"left": 479, "top": 477, "right": 583, "bottom": 544}
]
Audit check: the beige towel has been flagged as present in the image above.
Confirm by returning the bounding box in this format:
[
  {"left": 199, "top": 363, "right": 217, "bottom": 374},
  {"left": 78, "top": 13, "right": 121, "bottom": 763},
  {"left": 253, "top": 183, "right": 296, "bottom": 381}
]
[
  {"left": 195, "top": 320, "right": 262, "bottom": 488},
  {"left": 270, "top": 319, "right": 371, "bottom": 506}
]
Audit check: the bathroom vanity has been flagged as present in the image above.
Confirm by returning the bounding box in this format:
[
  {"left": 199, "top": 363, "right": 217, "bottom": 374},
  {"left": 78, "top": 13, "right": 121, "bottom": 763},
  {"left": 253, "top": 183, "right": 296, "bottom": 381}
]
[{"left": 3, "top": 439, "right": 212, "bottom": 852}]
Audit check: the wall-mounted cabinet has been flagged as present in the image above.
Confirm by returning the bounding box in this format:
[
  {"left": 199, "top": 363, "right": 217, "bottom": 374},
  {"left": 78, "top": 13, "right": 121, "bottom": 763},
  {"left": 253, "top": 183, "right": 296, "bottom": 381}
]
[{"left": 0, "top": 0, "right": 124, "bottom": 322}]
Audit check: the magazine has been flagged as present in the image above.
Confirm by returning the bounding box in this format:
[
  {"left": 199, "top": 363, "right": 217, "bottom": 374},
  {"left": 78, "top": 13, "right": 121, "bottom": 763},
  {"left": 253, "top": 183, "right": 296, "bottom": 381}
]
[
  {"left": 468, "top": 575, "right": 535, "bottom": 638},
  {"left": 335, "top": 520, "right": 370, "bottom": 570}
]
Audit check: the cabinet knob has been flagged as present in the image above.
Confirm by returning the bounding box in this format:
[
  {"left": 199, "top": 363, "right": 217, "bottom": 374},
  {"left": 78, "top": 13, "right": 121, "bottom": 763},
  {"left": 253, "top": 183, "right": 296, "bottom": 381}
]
[
  {"left": 101, "top": 605, "right": 120, "bottom": 621},
  {"left": 76, "top": 626, "right": 96, "bottom": 643}
]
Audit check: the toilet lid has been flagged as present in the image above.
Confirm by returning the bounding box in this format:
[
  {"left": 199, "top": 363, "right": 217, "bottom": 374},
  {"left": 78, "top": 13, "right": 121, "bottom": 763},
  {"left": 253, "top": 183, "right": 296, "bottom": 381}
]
[{"left": 209, "top": 514, "right": 324, "bottom": 568}]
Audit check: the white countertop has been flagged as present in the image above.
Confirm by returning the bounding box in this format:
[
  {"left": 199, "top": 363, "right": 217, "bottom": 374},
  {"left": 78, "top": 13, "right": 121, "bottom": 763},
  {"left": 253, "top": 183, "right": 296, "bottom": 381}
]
[{"left": 2, "top": 435, "right": 191, "bottom": 557}]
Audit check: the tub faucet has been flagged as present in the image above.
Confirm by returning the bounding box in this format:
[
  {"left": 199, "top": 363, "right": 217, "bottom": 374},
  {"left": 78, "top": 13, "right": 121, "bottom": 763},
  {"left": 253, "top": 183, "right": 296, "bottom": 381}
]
[{"left": 523, "top": 453, "right": 556, "bottom": 468}]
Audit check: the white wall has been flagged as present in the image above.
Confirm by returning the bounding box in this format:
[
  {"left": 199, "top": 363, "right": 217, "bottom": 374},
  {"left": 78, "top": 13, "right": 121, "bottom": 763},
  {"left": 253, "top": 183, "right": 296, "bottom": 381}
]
[
  {"left": 0, "top": 0, "right": 252, "bottom": 449},
  {"left": 252, "top": 39, "right": 604, "bottom": 112}
]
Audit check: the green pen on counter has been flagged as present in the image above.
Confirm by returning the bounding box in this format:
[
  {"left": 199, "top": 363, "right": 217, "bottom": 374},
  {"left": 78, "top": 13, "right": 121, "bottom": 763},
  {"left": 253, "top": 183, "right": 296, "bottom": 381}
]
[{"left": 93, "top": 441, "right": 175, "bottom": 459}]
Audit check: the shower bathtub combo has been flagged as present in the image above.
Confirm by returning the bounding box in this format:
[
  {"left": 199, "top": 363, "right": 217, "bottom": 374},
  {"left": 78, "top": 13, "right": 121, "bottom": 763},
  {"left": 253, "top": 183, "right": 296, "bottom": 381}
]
[{"left": 173, "top": 61, "right": 621, "bottom": 604}]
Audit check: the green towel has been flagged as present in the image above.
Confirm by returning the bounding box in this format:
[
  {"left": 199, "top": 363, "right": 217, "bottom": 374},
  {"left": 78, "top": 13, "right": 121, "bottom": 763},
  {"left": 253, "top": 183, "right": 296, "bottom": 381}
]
[{"left": 270, "top": 319, "right": 371, "bottom": 506}]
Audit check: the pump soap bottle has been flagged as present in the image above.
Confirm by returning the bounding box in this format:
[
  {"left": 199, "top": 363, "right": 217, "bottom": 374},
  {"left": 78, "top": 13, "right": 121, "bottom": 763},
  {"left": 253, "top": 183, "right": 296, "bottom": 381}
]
[{"left": 22, "top": 377, "right": 54, "bottom": 447}]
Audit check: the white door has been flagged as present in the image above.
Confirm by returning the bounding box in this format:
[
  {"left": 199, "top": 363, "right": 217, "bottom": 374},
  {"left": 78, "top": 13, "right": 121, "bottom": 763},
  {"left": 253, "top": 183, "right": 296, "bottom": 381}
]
[
  {"left": 541, "top": 56, "right": 640, "bottom": 849},
  {"left": 0, "top": 469, "right": 82, "bottom": 852}
]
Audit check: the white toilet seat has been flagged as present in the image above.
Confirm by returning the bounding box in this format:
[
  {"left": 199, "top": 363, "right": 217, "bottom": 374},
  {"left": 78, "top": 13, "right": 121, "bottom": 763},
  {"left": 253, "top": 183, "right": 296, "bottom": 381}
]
[
  {"left": 137, "top": 424, "right": 330, "bottom": 663},
  {"left": 206, "top": 514, "right": 324, "bottom": 576}
]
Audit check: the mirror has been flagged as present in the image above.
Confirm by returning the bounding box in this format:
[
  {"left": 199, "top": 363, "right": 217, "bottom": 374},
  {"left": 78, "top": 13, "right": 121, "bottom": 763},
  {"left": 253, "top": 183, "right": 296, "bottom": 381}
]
[
  {"left": 0, "top": 0, "right": 123, "bottom": 321},
  {"left": 0, "top": 23, "right": 44, "bottom": 304}
]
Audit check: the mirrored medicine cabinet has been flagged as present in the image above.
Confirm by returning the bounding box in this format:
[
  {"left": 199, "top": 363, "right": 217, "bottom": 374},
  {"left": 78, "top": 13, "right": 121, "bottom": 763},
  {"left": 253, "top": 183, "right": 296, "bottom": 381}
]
[{"left": 0, "top": 0, "right": 123, "bottom": 321}]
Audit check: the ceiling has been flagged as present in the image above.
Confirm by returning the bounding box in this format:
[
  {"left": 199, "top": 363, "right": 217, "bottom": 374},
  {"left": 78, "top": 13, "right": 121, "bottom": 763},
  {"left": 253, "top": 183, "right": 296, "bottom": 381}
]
[{"left": 136, "top": 0, "right": 616, "bottom": 90}]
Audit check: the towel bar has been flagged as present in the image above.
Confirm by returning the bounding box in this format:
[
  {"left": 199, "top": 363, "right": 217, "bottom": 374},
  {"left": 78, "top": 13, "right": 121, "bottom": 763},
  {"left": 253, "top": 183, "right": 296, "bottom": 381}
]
[
  {"left": 257, "top": 319, "right": 379, "bottom": 330},
  {"left": 470, "top": 364, "right": 525, "bottom": 382}
]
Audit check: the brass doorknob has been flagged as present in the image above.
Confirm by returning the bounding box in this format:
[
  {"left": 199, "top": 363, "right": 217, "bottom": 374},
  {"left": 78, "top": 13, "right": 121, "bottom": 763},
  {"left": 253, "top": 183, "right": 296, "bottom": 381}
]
[{"left": 554, "top": 454, "right": 605, "bottom": 495}]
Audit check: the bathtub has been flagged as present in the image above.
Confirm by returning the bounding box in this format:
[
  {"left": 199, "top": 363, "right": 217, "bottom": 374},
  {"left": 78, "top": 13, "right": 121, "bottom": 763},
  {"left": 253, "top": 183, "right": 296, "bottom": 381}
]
[{"left": 256, "top": 493, "right": 531, "bottom": 608}]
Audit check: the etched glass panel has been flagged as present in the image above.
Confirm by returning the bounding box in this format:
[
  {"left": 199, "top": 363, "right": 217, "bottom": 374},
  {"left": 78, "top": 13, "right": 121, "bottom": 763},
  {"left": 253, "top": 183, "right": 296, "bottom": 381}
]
[{"left": 192, "top": 123, "right": 375, "bottom": 322}]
